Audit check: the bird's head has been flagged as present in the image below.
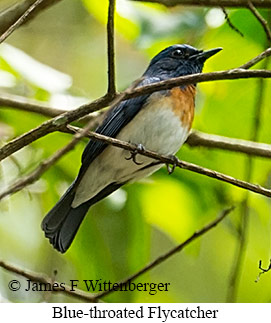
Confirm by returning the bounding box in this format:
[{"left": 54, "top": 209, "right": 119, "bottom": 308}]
[{"left": 144, "top": 44, "right": 222, "bottom": 79}]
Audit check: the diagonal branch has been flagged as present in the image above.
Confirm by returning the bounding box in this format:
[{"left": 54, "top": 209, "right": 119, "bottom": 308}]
[
  {"left": 1, "top": 126, "right": 271, "bottom": 201},
  {"left": 221, "top": 6, "right": 244, "bottom": 37},
  {"left": 0, "top": 46, "right": 269, "bottom": 118},
  {"left": 65, "top": 125, "right": 271, "bottom": 159},
  {"left": 239, "top": 47, "right": 271, "bottom": 69},
  {"left": 1, "top": 67, "right": 271, "bottom": 163},
  {"left": 125, "top": 69, "right": 271, "bottom": 99},
  {"left": 62, "top": 131, "right": 271, "bottom": 197},
  {"left": 0, "top": 95, "right": 110, "bottom": 162},
  {"left": 1, "top": 45, "right": 270, "bottom": 117},
  {"left": 0, "top": 0, "right": 62, "bottom": 36},
  {"left": 83, "top": 207, "right": 234, "bottom": 300},
  {"left": 247, "top": 1, "right": 271, "bottom": 46},
  {"left": 0, "top": 0, "right": 62, "bottom": 44}
]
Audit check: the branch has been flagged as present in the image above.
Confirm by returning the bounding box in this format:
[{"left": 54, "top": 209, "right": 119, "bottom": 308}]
[
  {"left": 239, "top": 47, "right": 271, "bottom": 69},
  {"left": 130, "top": 0, "right": 271, "bottom": 8},
  {"left": 0, "top": 95, "right": 110, "bottom": 162},
  {"left": 2, "top": 96, "right": 271, "bottom": 159},
  {"left": 0, "top": 0, "right": 62, "bottom": 44},
  {"left": 0, "top": 94, "right": 65, "bottom": 118},
  {"left": 64, "top": 126, "right": 271, "bottom": 159},
  {"left": 126, "top": 69, "right": 271, "bottom": 99},
  {"left": 0, "top": 94, "right": 102, "bottom": 124},
  {"left": 68, "top": 131, "right": 271, "bottom": 197},
  {"left": 0, "top": 0, "right": 62, "bottom": 36},
  {"left": 107, "top": 0, "right": 116, "bottom": 97},
  {"left": 186, "top": 131, "right": 271, "bottom": 158},
  {"left": 1, "top": 49, "right": 270, "bottom": 162},
  {"left": 92, "top": 207, "right": 234, "bottom": 300},
  {"left": 0, "top": 207, "right": 233, "bottom": 302},
  {"left": 0, "top": 260, "right": 98, "bottom": 302},
  {"left": 2, "top": 125, "right": 271, "bottom": 201},
  {"left": 248, "top": 1, "right": 271, "bottom": 46},
  {"left": 1, "top": 65, "right": 270, "bottom": 119},
  {"left": 1, "top": 44, "right": 270, "bottom": 117},
  {"left": 221, "top": 6, "right": 244, "bottom": 37}
]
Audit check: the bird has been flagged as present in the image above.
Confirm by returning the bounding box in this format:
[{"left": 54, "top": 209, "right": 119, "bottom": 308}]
[{"left": 42, "top": 44, "right": 222, "bottom": 253}]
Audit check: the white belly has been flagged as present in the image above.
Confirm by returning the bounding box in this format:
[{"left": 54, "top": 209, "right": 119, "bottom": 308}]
[{"left": 72, "top": 98, "right": 189, "bottom": 207}]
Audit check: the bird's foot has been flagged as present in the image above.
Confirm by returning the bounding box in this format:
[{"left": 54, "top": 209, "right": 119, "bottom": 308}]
[
  {"left": 125, "top": 144, "right": 145, "bottom": 165},
  {"left": 166, "top": 155, "right": 178, "bottom": 175}
]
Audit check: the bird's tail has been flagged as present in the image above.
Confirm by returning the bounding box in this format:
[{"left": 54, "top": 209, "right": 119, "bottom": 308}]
[
  {"left": 41, "top": 182, "right": 123, "bottom": 253},
  {"left": 41, "top": 183, "right": 90, "bottom": 253}
]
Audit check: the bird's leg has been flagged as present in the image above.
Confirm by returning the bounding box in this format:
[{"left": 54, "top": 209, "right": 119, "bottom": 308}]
[
  {"left": 125, "top": 143, "right": 145, "bottom": 165},
  {"left": 166, "top": 155, "right": 178, "bottom": 175}
]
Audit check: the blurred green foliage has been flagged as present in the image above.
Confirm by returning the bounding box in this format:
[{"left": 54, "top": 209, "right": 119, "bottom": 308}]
[{"left": 0, "top": 0, "right": 270, "bottom": 303}]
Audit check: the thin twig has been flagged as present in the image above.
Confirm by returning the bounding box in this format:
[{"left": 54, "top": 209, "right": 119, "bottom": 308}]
[
  {"left": 227, "top": 199, "right": 250, "bottom": 301},
  {"left": 248, "top": 1, "right": 271, "bottom": 46},
  {"left": 239, "top": 47, "right": 271, "bottom": 69},
  {"left": 93, "top": 207, "right": 234, "bottom": 300},
  {"left": 0, "top": 0, "right": 62, "bottom": 35},
  {"left": 221, "top": 6, "right": 244, "bottom": 37},
  {"left": 0, "top": 0, "right": 48, "bottom": 44},
  {"left": 107, "top": 0, "right": 116, "bottom": 97}
]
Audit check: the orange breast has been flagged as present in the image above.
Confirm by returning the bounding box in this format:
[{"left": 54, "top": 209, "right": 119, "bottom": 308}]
[{"left": 169, "top": 85, "right": 196, "bottom": 130}]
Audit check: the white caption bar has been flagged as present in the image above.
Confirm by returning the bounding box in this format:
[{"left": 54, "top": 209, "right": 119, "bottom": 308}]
[{"left": 1, "top": 303, "right": 269, "bottom": 322}]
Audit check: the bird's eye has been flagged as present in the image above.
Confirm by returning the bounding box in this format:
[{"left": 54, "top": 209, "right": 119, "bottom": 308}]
[{"left": 172, "top": 49, "right": 184, "bottom": 58}]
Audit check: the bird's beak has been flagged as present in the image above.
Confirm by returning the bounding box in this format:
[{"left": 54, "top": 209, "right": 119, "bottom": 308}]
[{"left": 190, "top": 47, "right": 222, "bottom": 62}]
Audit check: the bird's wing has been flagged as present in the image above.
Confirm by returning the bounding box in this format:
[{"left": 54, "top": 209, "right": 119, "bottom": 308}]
[{"left": 76, "top": 77, "right": 160, "bottom": 181}]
